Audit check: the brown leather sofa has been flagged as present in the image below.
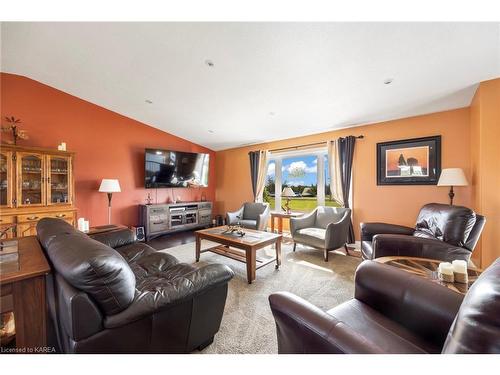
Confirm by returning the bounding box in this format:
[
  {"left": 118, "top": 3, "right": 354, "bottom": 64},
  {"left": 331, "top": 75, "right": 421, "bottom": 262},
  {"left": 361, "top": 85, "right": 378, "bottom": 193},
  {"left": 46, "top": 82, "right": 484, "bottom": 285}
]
[
  {"left": 37, "top": 218, "right": 234, "bottom": 353},
  {"left": 269, "top": 258, "right": 500, "bottom": 353},
  {"left": 360, "top": 203, "right": 485, "bottom": 262}
]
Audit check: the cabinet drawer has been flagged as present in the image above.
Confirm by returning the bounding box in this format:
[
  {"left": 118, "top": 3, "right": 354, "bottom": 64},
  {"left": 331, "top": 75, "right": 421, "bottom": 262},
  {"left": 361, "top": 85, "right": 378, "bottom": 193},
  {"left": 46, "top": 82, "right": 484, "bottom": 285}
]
[
  {"left": 17, "top": 213, "right": 51, "bottom": 223},
  {"left": 17, "top": 210, "right": 74, "bottom": 223},
  {"left": 49, "top": 211, "right": 74, "bottom": 220},
  {"left": 0, "top": 215, "right": 15, "bottom": 224}
]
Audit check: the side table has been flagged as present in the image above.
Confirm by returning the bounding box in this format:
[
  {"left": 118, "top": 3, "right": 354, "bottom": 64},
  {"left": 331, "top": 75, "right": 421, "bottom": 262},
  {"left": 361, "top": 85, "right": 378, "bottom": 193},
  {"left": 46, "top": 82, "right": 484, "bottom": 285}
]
[{"left": 375, "top": 256, "right": 482, "bottom": 295}]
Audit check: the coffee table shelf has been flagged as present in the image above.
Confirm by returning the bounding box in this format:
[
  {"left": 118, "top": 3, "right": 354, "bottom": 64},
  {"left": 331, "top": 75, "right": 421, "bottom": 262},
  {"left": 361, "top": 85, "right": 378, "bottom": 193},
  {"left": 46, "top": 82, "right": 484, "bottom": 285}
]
[{"left": 195, "top": 226, "right": 282, "bottom": 284}]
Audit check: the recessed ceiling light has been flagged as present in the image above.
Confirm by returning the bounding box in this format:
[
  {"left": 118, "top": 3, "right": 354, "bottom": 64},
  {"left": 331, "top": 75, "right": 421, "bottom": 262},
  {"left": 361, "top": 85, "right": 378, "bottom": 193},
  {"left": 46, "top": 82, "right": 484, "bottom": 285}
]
[
  {"left": 383, "top": 78, "right": 393, "bottom": 85},
  {"left": 145, "top": 99, "right": 153, "bottom": 104},
  {"left": 205, "top": 59, "right": 214, "bottom": 67},
  {"left": 208, "top": 130, "right": 214, "bottom": 134}
]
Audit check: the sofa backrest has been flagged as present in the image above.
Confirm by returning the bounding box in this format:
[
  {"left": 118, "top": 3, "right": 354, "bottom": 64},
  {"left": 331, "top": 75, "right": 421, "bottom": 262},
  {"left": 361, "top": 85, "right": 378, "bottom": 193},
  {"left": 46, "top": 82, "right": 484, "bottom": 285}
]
[
  {"left": 315, "top": 206, "right": 350, "bottom": 229},
  {"left": 242, "top": 202, "right": 268, "bottom": 220},
  {"left": 414, "top": 203, "right": 476, "bottom": 248},
  {"left": 442, "top": 258, "right": 500, "bottom": 353},
  {"left": 37, "top": 218, "right": 136, "bottom": 316}
]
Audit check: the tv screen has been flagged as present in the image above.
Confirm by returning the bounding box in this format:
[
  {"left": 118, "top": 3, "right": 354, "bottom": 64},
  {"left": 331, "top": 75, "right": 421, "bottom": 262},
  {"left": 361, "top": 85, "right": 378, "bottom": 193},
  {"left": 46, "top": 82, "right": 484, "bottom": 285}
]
[{"left": 145, "top": 148, "right": 210, "bottom": 188}]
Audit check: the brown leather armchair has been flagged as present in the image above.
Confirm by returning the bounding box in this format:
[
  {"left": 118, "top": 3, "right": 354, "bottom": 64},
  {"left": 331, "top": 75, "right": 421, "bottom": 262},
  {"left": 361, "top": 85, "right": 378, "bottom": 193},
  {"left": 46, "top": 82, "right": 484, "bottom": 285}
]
[
  {"left": 269, "top": 258, "right": 500, "bottom": 354},
  {"left": 360, "top": 203, "right": 485, "bottom": 262}
]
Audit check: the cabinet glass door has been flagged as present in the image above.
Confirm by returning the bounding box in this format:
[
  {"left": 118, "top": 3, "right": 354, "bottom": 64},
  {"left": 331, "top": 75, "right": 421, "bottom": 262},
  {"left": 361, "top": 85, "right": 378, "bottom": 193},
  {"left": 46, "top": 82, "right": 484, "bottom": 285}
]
[
  {"left": 17, "top": 153, "right": 45, "bottom": 206},
  {"left": 0, "top": 151, "right": 12, "bottom": 207},
  {"left": 48, "top": 156, "right": 71, "bottom": 205}
]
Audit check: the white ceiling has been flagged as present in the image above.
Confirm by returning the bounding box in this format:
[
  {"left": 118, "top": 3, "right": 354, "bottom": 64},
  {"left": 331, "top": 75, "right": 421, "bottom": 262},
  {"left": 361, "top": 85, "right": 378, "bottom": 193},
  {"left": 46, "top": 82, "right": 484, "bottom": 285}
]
[{"left": 1, "top": 22, "right": 499, "bottom": 150}]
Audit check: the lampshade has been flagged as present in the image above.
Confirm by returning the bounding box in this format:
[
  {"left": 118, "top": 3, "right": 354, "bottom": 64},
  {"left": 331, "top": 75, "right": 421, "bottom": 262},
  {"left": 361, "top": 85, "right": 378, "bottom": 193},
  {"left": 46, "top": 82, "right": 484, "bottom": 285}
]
[
  {"left": 99, "top": 179, "right": 121, "bottom": 193},
  {"left": 437, "top": 168, "right": 468, "bottom": 187},
  {"left": 282, "top": 187, "right": 296, "bottom": 197}
]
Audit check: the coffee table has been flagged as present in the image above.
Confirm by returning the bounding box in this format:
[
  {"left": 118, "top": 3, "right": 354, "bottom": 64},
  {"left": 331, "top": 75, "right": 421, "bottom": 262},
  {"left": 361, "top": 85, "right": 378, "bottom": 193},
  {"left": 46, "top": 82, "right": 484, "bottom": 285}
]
[
  {"left": 195, "top": 226, "right": 282, "bottom": 284},
  {"left": 375, "top": 256, "right": 482, "bottom": 295}
]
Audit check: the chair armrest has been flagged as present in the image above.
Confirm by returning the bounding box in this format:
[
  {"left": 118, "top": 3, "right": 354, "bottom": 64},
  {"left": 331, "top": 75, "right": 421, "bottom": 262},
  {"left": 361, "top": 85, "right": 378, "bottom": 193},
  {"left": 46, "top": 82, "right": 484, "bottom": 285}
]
[
  {"left": 269, "top": 292, "right": 384, "bottom": 353},
  {"left": 256, "top": 204, "right": 271, "bottom": 231},
  {"left": 354, "top": 261, "right": 463, "bottom": 348},
  {"left": 104, "top": 264, "right": 234, "bottom": 328},
  {"left": 226, "top": 206, "right": 244, "bottom": 225},
  {"left": 89, "top": 228, "right": 136, "bottom": 249},
  {"left": 325, "top": 210, "right": 351, "bottom": 250},
  {"left": 360, "top": 222, "right": 414, "bottom": 241},
  {"left": 372, "top": 234, "right": 472, "bottom": 262},
  {"left": 290, "top": 210, "right": 317, "bottom": 235}
]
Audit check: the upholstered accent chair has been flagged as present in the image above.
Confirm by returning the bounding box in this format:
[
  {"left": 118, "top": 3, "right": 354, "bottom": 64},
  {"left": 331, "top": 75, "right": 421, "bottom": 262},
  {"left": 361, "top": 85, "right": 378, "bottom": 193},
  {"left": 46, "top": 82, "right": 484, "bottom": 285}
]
[
  {"left": 226, "top": 202, "right": 271, "bottom": 231},
  {"left": 269, "top": 258, "right": 500, "bottom": 354},
  {"left": 360, "top": 203, "right": 485, "bottom": 262},
  {"left": 290, "top": 206, "right": 351, "bottom": 261}
]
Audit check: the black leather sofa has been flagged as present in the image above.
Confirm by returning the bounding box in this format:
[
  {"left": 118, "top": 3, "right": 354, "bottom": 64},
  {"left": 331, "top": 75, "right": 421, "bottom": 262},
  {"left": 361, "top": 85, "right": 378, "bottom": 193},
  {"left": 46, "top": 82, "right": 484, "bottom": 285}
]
[
  {"left": 360, "top": 203, "right": 485, "bottom": 262},
  {"left": 37, "top": 218, "right": 234, "bottom": 353},
  {"left": 269, "top": 258, "right": 500, "bottom": 354}
]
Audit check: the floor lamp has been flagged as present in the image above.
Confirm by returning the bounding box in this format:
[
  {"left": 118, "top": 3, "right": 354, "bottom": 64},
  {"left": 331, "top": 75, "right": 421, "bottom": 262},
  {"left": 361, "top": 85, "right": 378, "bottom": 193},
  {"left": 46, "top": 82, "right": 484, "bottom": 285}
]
[{"left": 99, "top": 179, "right": 121, "bottom": 224}]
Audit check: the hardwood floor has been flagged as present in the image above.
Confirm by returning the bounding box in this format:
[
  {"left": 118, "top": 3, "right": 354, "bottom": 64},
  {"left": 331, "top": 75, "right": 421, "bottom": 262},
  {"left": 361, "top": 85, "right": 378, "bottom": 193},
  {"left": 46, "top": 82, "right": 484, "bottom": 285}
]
[{"left": 147, "top": 230, "right": 196, "bottom": 250}]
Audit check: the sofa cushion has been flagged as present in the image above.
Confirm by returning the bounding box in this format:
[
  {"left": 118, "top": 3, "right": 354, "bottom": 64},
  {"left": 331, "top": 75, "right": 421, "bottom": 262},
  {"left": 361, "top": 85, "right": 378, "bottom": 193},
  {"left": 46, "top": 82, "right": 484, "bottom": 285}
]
[
  {"left": 239, "top": 219, "right": 257, "bottom": 229},
  {"left": 295, "top": 227, "right": 326, "bottom": 249},
  {"left": 242, "top": 202, "right": 266, "bottom": 220},
  {"left": 414, "top": 203, "right": 476, "bottom": 247},
  {"left": 37, "top": 218, "right": 136, "bottom": 316},
  {"left": 315, "top": 207, "right": 347, "bottom": 229}
]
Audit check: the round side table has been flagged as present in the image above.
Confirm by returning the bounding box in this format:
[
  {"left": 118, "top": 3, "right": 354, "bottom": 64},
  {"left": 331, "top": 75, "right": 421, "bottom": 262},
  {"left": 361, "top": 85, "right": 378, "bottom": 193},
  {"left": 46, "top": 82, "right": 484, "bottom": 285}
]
[{"left": 374, "top": 256, "right": 482, "bottom": 295}]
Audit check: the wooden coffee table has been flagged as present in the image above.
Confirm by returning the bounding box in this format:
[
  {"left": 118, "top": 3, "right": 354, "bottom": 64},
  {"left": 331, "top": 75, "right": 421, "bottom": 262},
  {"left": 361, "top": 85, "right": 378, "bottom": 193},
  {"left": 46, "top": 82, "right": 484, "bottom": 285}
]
[
  {"left": 195, "top": 226, "right": 282, "bottom": 284},
  {"left": 375, "top": 256, "right": 482, "bottom": 295}
]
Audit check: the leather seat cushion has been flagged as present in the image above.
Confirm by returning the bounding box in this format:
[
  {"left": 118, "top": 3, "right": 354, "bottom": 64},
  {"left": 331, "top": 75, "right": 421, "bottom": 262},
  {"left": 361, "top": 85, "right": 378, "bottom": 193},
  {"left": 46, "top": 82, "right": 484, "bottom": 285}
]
[
  {"left": 239, "top": 219, "right": 257, "bottom": 229},
  {"left": 328, "top": 300, "right": 439, "bottom": 354},
  {"left": 295, "top": 228, "right": 326, "bottom": 249},
  {"left": 361, "top": 241, "right": 373, "bottom": 260}
]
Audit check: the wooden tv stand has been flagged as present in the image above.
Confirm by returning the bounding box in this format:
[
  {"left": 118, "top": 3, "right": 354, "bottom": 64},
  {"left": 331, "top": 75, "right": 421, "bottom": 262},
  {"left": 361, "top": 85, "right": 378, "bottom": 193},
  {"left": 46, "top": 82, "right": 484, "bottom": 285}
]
[{"left": 139, "top": 201, "right": 212, "bottom": 241}]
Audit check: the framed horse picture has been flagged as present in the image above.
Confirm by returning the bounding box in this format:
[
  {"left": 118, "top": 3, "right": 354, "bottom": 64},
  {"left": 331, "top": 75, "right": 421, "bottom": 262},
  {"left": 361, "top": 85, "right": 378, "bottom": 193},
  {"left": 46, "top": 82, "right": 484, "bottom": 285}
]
[{"left": 377, "top": 136, "right": 441, "bottom": 185}]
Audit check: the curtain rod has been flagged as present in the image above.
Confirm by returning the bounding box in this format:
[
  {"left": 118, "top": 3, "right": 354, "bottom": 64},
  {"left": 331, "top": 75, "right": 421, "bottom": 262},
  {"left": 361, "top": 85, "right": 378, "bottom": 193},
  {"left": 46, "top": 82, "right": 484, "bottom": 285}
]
[{"left": 264, "top": 135, "right": 364, "bottom": 154}]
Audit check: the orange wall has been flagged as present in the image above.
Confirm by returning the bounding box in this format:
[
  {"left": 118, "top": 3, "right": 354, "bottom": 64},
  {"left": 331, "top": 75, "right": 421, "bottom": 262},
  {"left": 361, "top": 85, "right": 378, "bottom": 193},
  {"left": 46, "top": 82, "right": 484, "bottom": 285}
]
[
  {"left": 470, "top": 78, "right": 500, "bottom": 267},
  {"left": 0, "top": 73, "right": 216, "bottom": 227},
  {"left": 215, "top": 108, "right": 472, "bottom": 239}
]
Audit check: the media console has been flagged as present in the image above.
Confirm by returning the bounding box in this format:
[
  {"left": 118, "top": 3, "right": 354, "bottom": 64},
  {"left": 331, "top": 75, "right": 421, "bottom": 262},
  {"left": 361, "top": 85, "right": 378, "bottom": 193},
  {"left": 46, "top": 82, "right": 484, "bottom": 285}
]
[{"left": 139, "top": 201, "right": 212, "bottom": 241}]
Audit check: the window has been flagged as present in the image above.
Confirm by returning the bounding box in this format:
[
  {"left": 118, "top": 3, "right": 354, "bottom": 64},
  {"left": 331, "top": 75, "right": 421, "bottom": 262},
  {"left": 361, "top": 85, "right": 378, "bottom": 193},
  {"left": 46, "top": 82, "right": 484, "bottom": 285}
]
[{"left": 264, "top": 149, "right": 340, "bottom": 212}]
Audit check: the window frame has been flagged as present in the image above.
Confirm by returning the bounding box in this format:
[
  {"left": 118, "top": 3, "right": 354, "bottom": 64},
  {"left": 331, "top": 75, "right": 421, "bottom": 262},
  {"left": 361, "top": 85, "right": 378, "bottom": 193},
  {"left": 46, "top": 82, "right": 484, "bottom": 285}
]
[{"left": 267, "top": 147, "right": 328, "bottom": 212}]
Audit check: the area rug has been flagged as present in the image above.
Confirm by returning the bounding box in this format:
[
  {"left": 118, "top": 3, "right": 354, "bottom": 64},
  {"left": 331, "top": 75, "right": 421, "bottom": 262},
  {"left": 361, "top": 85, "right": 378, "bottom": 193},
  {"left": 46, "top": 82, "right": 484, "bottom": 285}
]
[{"left": 160, "top": 241, "right": 362, "bottom": 354}]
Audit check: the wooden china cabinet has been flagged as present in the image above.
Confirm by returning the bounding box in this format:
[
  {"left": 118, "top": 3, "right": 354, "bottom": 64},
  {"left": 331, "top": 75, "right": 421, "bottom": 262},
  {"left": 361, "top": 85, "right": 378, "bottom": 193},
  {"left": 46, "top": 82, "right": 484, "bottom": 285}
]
[{"left": 0, "top": 145, "right": 77, "bottom": 239}]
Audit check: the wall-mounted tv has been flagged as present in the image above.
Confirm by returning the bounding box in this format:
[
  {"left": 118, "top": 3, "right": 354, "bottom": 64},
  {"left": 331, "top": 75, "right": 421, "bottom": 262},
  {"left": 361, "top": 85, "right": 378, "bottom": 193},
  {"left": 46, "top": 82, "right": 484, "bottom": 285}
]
[{"left": 145, "top": 148, "right": 210, "bottom": 188}]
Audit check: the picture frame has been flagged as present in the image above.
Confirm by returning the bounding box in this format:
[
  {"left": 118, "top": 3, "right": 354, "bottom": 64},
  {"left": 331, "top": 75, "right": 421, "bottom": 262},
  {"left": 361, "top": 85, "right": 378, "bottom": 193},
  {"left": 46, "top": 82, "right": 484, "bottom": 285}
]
[{"left": 377, "top": 135, "right": 441, "bottom": 185}]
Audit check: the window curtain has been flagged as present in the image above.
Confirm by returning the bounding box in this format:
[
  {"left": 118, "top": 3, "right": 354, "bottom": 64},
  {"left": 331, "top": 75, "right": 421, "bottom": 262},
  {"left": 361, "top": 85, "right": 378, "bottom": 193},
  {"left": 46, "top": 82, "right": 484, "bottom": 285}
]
[
  {"left": 327, "top": 140, "right": 344, "bottom": 206},
  {"left": 339, "top": 136, "right": 356, "bottom": 243},
  {"left": 248, "top": 150, "right": 268, "bottom": 202}
]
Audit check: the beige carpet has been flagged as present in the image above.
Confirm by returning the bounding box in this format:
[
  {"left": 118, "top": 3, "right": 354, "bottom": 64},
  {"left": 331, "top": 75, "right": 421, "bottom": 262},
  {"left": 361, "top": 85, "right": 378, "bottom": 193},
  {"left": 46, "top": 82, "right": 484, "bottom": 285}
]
[{"left": 160, "top": 240, "right": 362, "bottom": 354}]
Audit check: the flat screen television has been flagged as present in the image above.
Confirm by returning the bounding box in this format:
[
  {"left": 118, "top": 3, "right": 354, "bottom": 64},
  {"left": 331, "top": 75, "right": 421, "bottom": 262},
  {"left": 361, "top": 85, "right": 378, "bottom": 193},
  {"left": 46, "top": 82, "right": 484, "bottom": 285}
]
[{"left": 145, "top": 148, "right": 210, "bottom": 188}]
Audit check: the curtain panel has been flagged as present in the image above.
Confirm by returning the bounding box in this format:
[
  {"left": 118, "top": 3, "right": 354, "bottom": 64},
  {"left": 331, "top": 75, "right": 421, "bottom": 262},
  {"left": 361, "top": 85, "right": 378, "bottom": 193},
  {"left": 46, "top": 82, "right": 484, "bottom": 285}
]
[
  {"left": 339, "top": 136, "right": 356, "bottom": 243},
  {"left": 248, "top": 150, "right": 268, "bottom": 202},
  {"left": 327, "top": 140, "right": 344, "bottom": 206}
]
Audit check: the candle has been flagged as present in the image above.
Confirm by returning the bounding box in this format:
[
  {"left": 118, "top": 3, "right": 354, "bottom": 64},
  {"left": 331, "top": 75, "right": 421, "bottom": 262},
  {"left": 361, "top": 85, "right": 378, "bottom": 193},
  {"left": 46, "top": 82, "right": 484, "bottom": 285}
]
[
  {"left": 78, "top": 218, "right": 86, "bottom": 231},
  {"left": 438, "top": 262, "right": 454, "bottom": 275},
  {"left": 452, "top": 260, "right": 467, "bottom": 274}
]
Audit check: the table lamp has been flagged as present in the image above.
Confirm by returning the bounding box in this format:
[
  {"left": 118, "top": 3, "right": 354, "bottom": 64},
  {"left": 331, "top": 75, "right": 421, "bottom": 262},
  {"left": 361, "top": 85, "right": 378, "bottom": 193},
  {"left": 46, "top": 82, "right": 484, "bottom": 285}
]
[
  {"left": 99, "top": 179, "right": 121, "bottom": 224},
  {"left": 437, "top": 168, "right": 468, "bottom": 205},
  {"left": 281, "top": 187, "right": 296, "bottom": 214}
]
